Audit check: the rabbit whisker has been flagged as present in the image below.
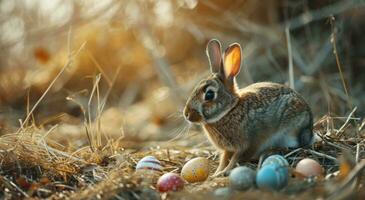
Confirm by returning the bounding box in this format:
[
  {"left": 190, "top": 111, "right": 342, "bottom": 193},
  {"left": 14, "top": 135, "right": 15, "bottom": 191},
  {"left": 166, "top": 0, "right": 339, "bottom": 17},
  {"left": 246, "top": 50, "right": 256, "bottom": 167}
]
[{"left": 166, "top": 121, "right": 191, "bottom": 142}]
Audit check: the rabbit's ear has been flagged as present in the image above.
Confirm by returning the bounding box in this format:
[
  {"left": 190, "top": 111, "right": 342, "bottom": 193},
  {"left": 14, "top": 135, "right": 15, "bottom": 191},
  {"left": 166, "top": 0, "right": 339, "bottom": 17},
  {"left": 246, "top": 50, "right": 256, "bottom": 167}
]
[
  {"left": 223, "top": 43, "right": 242, "bottom": 79},
  {"left": 206, "top": 39, "right": 223, "bottom": 74}
]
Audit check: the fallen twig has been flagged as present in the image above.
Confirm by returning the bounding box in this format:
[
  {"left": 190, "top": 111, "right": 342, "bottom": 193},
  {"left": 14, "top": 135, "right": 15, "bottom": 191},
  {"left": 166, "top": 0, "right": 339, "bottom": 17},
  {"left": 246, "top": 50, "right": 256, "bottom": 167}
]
[
  {"left": 306, "top": 149, "right": 338, "bottom": 163},
  {"left": 336, "top": 107, "right": 357, "bottom": 136},
  {"left": 0, "top": 175, "right": 30, "bottom": 198}
]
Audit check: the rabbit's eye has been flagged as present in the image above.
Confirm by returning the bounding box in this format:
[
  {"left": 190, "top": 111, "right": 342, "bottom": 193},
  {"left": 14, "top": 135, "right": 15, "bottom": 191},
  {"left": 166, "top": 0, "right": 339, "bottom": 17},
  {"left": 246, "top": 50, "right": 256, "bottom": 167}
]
[{"left": 204, "top": 90, "right": 215, "bottom": 101}]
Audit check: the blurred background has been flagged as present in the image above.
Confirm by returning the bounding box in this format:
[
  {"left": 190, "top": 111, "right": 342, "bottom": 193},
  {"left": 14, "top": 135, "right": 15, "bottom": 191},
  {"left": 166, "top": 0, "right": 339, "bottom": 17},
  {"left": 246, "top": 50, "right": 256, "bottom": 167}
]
[{"left": 0, "top": 0, "right": 364, "bottom": 146}]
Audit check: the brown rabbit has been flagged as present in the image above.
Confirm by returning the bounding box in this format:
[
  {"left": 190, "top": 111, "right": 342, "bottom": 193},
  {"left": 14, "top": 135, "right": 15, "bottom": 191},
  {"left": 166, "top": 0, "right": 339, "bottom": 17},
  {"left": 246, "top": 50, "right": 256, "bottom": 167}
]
[{"left": 183, "top": 39, "right": 313, "bottom": 176}]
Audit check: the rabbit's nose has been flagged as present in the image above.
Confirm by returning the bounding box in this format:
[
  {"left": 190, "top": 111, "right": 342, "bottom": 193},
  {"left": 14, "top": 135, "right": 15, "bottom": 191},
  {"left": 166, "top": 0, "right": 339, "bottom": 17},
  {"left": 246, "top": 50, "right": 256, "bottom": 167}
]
[{"left": 183, "top": 107, "right": 201, "bottom": 122}]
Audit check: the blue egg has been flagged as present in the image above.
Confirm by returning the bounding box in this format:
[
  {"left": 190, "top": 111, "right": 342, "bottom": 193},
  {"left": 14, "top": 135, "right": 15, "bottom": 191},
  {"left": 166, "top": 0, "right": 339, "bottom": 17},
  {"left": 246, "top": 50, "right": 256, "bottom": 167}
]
[
  {"left": 213, "top": 187, "right": 233, "bottom": 199},
  {"left": 256, "top": 164, "right": 288, "bottom": 191},
  {"left": 229, "top": 166, "right": 256, "bottom": 191},
  {"left": 262, "top": 155, "right": 289, "bottom": 168}
]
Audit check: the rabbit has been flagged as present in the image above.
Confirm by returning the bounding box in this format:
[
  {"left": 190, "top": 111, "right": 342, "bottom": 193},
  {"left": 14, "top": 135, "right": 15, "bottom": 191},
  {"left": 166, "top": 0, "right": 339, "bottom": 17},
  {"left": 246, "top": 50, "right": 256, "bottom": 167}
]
[{"left": 183, "top": 39, "right": 313, "bottom": 177}]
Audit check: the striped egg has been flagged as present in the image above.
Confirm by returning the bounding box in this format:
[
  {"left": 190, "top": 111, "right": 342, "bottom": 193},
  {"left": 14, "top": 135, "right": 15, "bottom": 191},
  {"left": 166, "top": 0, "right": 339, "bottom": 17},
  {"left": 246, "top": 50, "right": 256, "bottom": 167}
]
[
  {"left": 136, "top": 156, "right": 163, "bottom": 172},
  {"left": 262, "top": 155, "right": 289, "bottom": 168},
  {"left": 181, "top": 157, "right": 209, "bottom": 183}
]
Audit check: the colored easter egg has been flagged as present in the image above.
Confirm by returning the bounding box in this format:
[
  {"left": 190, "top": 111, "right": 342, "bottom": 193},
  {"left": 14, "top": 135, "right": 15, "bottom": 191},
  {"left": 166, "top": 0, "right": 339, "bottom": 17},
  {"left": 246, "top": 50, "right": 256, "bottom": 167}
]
[
  {"left": 181, "top": 157, "right": 209, "bottom": 183},
  {"left": 156, "top": 173, "right": 184, "bottom": 192},
  {"left": 262, "top": 155, "right": 289, "bottom": 168},
  {"left": 295, "top": 158, "right": 323, "bottom": 177},
  {"left": 256, "top": 164, "right": 288, "bottom": 191},
  {"left": 229, "top": 166, "right": 255, "bottom": 191},
  {"left": 213, "top": 187, "right": 234, "bottom": 199},
  {"left": 139, "top": 188, "right": 160, "bottom": 200},
  {"left": 136, "top": 156, "right": 162, "bottom": 172}
]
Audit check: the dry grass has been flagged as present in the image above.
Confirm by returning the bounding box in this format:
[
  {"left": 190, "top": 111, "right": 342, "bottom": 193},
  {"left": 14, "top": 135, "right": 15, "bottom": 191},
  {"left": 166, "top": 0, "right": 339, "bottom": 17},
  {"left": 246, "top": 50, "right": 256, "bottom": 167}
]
[{"left": 0, "top": 116, "right": 364, "bottom": 199}]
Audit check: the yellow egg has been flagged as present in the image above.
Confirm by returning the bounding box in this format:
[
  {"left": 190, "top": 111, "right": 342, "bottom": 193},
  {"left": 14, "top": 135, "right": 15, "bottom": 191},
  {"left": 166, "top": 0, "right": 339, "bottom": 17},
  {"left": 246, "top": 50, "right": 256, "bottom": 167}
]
[{"left": 181, "top": 157, "right": 209, "bottom": 183}]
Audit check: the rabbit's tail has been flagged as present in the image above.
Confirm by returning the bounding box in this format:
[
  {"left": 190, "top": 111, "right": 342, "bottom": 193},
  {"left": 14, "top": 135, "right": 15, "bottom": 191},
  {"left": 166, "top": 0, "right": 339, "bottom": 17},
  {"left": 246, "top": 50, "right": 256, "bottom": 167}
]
[{"left": 311, "top": 131, "right": 323, "bottom": 144}]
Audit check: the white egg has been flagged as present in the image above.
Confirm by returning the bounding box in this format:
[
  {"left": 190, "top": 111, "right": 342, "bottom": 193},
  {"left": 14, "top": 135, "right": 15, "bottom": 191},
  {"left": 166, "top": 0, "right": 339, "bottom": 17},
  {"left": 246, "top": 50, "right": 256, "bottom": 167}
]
[{"left": 295, "top": 158, "right": 323, "bottom": 177}]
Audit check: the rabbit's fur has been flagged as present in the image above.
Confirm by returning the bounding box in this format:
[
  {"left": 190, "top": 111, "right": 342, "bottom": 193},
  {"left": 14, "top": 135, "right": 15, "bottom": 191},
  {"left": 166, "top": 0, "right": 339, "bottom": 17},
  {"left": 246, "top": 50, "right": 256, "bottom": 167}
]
[{"left": 183, "top": 39, "right": 313, "bottom": 176}]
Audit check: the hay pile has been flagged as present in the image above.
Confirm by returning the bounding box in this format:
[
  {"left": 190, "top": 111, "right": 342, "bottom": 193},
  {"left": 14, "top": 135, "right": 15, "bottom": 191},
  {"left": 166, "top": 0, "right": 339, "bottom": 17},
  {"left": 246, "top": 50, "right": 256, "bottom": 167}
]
[{"left": 0, "top": 113, "right": 364, "bottom": 199}]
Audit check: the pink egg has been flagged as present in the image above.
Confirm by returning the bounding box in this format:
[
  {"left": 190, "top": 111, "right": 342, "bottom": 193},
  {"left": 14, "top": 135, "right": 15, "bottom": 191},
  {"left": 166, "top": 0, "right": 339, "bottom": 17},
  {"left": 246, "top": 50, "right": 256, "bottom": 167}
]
[
  {"left": 156, "top": 173, "right": 184, "bottom": 192},
  {"left": 295, "top": 158, "right": 324, "bottom": 177}
]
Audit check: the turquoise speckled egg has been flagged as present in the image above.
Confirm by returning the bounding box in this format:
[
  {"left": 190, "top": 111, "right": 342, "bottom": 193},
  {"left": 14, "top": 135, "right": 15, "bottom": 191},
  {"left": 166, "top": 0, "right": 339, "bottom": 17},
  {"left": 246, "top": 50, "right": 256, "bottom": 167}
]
[
  {"left": 229, "top": 166, "right": 256, "bottom": 191},
  {"left": 262, "top": 155, "right": 289, "bottom": 168},
  {"left": 256, "top": 164, "right": 288, "bottom": 191},
  {"left": 213, "top": 187, "right": 234, "bottom": 199},
  {"left": 136, "top": 156, "right": 163, "bottom": 172}
]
